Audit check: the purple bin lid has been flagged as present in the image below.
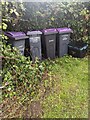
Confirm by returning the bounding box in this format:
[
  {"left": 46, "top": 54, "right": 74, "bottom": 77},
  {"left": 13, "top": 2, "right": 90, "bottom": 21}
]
[
  {"left": 5, "top": 32, "right": 26, "bottom": 37},
  {"left": 27, "top": 30, "right": 42, "bottom": 36},
  {"left": 42, "top": 28, "right": 57, "bottom": 35},
  {"left": 57, "top": 28, "right": 73, "bottom": 34}
]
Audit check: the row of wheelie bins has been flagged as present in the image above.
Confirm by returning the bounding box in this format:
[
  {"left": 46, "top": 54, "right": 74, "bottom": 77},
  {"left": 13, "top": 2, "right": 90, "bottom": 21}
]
[{"left": 5, "top": 28, "right": 88, "bottom": 61}]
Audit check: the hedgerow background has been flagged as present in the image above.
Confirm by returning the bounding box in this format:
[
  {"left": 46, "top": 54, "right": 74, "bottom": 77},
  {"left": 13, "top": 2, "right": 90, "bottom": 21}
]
[
  {"left": 2, "top": 2, "right": 90, "bottom": 41},
  {"left": 0, "top": 1, "right": 89, "bottom": 118}
]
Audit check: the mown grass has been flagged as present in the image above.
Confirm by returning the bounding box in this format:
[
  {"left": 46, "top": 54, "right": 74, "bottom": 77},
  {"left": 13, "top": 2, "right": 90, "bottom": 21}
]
[{"left": 41, "top": 55, "right": 88, "bottom": 118}]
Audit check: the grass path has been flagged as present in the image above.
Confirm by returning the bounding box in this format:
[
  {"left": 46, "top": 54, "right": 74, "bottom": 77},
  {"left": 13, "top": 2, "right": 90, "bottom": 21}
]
[{"left": 41, "top": 56, "right": 88, "bottom": 118}]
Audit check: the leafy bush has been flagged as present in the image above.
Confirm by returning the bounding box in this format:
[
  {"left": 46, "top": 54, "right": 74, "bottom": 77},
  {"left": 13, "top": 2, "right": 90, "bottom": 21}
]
[
  {"left": 15, "top": 2, "right": 90, "bottom": 42},
  {"left": 1, "top": 41, "right": 47, "bottom": 103},
  {"left": 2, "top": 2, "right": 90, "bottom": 42}
]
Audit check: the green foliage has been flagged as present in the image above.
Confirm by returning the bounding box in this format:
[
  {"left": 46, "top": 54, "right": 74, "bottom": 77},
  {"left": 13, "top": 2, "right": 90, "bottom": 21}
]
[
  {"left": 2, "top": 1, "right": 24, "bottom": 32},
  {"left": 1, "top": 41, "right": 47, "bottom": 103},
  {"left": 2, "top": 2, "right": 90, "bottom": 42},
  {"left": 20, "top": 2, "right": 89, "bottom": 42}
]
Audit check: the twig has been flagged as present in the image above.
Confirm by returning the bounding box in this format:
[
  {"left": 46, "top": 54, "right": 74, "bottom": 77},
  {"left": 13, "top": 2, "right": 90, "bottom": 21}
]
[{"left": 0, "top": 82, "right": 9, "bottom": 89}]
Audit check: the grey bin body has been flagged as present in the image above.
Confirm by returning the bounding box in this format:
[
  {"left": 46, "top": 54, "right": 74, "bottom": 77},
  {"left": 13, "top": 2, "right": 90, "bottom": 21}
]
[
  {"left": 41, "top": 28, "right": 57, "bottom": 59},
  {"left": 56, "top": 28, "right": 73, "bottom": 57},
  {"left": 27, "top": 31, "right": 42, "bottom": 61},
  {"left": 5, "top": 32, "right": 28, "bottom": 55}
]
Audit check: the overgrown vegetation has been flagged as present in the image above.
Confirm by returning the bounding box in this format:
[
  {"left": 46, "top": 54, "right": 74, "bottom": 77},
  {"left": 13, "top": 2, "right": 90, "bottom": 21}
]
[
  {"left": 1, "top": 55, "right": 88, "bottom": 118},
  {"left": 1, "top": 41, "right": 48, "bottom": 101},
  {"left": 0, "top": 1, "right": 89, "bottom": 119}
]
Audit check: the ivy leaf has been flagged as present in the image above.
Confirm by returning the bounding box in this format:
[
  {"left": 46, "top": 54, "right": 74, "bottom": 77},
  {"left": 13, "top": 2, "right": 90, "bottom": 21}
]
[
  {"left": 10, "top": 9, "right": 14, "bottom": 13},
  {"left": 2, "top": 23, "right": 7, "bottom": 30},
  {"left": 8, "top": 87, "right": 11, "bottom": 91},
  {"left": 14, "top": 11, "right": 19, "bottom": 16},
  {"left": 51, "top": 17, "right": 55, "bottom": 21}
]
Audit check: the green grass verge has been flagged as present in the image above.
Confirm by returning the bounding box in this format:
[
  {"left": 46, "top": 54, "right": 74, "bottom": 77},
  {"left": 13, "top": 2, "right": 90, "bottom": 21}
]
[{"left": 41, "top": 55, "right": 88, "bottom": 118}]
